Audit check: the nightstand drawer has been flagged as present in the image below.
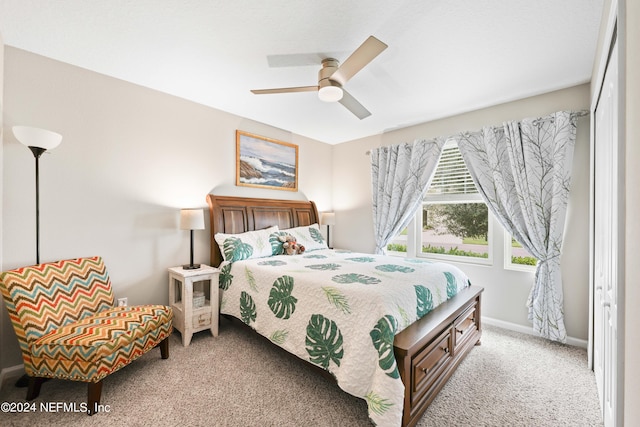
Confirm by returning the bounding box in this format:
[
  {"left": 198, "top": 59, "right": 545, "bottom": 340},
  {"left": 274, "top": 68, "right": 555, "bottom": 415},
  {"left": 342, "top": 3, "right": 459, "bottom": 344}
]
[{"left": 193, "top": 312, "right": 212, "bottom": 328}]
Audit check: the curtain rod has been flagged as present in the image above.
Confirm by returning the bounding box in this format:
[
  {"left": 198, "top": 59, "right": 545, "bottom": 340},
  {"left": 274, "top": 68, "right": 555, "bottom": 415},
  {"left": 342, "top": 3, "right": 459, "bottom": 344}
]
[{"left": 364, "top": 110, "right": 590, "bottom": 155}]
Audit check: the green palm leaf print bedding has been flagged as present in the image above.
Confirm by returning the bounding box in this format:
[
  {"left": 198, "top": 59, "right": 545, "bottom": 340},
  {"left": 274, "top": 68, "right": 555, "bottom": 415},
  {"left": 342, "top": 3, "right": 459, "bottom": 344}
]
[
  {"left": 445, "top": 271, "right": 458, "bottom": 298},
  {"left": 268, "top": 275, "right": 298, "bottom": 319},
  {"left": 332, "top": 273, "right": 381, "bottom": 284},
  {"left": 218, "top": 249, "right": 470, "bottom": 427},
  {"left": 305, "top": 314, "right": 344, "bottom": 369},
  {"left": 240, "top": 291, "right": 256, "bottom": 325},
  {"left": 223, "top": 236, "right": 254, "bottom": 262},
  {"left": 415, "top": 285, "right": 434, "bottom": 318},
  {"left": 370, "top": 315, "right": 400, "bottom": 379}
]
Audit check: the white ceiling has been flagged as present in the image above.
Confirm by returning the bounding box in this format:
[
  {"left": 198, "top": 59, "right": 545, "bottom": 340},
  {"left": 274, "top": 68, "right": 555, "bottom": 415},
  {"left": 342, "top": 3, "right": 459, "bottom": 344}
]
[{"left": 0, "top": 0, "right": 604, "bottom": 144}]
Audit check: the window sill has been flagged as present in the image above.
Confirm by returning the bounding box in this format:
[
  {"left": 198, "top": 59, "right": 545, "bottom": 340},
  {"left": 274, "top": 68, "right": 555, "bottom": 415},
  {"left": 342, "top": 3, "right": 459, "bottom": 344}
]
[
  {"left": 503, "top": 263, "right": 536, "bottom": 273},
  {"left": 416, "top": 252, "right": 492, "bottom": 266}
]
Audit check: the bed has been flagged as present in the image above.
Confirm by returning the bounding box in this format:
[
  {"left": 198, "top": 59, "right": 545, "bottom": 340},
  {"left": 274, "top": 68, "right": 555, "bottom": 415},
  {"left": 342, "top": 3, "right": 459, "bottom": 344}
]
[{"left": 207, "top": 194, "right": 482, "bottom": 427}]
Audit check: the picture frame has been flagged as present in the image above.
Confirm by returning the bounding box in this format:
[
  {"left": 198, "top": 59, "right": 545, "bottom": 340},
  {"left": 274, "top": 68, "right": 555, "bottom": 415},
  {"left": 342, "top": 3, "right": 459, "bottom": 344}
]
[{"left": 236, "top": 130, "right": 298, "bottom": 191}]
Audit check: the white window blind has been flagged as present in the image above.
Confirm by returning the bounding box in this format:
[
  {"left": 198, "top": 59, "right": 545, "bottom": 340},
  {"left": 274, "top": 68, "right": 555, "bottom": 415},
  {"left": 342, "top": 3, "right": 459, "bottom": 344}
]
[{"left": 426, "top": 142, "right": 478, "bottom": 199}]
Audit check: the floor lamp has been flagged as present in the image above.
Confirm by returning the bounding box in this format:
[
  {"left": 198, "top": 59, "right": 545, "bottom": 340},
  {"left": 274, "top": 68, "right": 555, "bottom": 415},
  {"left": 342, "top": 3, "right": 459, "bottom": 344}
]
[
  {"left": 320, "top": 212, "right": 335, "bottom": 249},
  {"left": 12, "top": 126, "right": 62, "bottom": 388},
  {"left": 180, "top": 208, "right": 205, "bottom": 270},
  {"left": 13, "top": 126, "right": 63, "bottom": 264}
]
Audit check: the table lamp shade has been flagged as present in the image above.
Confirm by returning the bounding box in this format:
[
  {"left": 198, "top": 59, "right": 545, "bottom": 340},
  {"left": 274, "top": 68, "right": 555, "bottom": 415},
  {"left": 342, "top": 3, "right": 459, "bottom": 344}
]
[
  {"left": 320, "top": 212, "right": 336, "bottom": 226},
  {"left": 180, "top": 209, "right": 205, "bottom": 230}
]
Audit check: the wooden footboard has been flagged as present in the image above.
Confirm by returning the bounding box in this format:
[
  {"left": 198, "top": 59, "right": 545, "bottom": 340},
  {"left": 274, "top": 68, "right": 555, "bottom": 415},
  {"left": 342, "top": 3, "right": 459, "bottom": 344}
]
[{"left": 394, "top": 285, "right": 483, "bottom": 427}]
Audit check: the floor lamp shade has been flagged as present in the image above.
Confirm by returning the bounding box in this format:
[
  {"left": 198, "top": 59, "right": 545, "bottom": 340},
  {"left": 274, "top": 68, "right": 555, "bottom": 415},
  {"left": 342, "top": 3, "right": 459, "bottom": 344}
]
[
  {"left": 13, "top": 126, "right": 62, "bottom": 151},
  {"left": 13, "top": 126, "right": 62, "bottom": 265},
  {"left": 180, "top": 209, "right": 205, "bottom": 270}
]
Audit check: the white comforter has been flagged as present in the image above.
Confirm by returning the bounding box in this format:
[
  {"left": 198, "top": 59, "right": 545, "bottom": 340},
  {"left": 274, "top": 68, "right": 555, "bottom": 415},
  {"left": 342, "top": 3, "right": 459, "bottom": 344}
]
[{"left": 218, "top": 249, "right": 470, "bottom": 426}]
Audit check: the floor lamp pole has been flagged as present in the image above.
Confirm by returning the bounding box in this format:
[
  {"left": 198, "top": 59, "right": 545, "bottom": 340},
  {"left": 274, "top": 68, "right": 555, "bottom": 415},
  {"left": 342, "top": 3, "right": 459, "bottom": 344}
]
[
  {"left": 29, "top": 147, "right": 46, "bottom": 264},
  {"left": 13, "top": 146, "right": 47, "bottom": 388}
]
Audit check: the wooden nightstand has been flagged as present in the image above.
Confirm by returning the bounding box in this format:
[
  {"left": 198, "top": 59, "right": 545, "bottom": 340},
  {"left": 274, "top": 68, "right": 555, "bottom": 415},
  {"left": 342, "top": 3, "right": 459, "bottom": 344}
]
[{"left": 168, "top": 265, "right": 220, "bottom": 346}]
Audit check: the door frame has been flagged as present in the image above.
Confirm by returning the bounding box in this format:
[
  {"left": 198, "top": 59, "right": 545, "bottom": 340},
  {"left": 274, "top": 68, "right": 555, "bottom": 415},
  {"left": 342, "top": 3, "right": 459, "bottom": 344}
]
[{"left": 589, "top": 0, "right": 625, "bottom": 425}]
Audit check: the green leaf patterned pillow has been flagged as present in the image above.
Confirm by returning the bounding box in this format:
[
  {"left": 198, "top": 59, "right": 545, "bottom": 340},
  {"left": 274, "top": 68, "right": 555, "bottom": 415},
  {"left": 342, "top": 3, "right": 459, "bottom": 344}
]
[
  {"left": 214, "top": 225, "right": 279, "bottom": 262},
  {"left": 280, "top": 224, "right": 328, "bottom": 252}
]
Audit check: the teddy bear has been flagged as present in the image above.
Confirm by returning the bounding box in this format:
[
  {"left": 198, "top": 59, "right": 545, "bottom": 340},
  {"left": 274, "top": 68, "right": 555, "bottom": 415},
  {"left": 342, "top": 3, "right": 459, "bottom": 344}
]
[{"left": 278, "top": 234, "right": 305, "bottom": 255}]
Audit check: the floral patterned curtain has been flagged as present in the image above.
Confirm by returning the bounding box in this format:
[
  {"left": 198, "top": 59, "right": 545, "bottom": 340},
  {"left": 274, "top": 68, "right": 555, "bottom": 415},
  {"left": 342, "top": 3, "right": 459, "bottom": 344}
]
[
  {"left": 371, "top": 138, "right": 445, "bottom": 254},
  {"left": 456, "top": 110, "right": 579, "bottom": 343}
]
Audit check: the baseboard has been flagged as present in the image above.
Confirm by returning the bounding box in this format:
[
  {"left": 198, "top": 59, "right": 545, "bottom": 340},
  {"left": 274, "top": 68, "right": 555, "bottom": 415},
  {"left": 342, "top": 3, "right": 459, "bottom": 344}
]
[
  {"left": 0, "top": 364, "right": 24, "bottom": 392},
  {"left": 482, "top": 316, "right": 588, "bottom": 349}
]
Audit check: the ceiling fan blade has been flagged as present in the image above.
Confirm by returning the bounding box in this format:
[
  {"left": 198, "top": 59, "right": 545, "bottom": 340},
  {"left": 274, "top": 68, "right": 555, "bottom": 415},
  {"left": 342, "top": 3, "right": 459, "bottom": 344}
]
[
  {"left": 251, "top": 86, "right": 318, "bottom": 95},
  {"left": 267, "top": 53, "right": 330, "bottom": 68},
  {"left": 331, "top": 36, "right": 388, "bottom": 85},
  {"left": 338, "top": 89, "right": 371, "bottom": 120}
]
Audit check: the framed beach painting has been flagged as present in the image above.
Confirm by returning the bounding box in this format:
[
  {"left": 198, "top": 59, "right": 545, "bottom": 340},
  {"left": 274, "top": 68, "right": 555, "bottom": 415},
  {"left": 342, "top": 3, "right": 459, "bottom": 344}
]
[{"left": 236, "top": 130, "right": 298, "bottom": 191}]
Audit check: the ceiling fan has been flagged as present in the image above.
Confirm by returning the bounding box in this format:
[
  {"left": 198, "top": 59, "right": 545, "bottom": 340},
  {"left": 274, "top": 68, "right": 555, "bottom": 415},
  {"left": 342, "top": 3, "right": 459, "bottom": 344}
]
[{"left": 251, "top": 36, "right": 388, "bottom": 119}]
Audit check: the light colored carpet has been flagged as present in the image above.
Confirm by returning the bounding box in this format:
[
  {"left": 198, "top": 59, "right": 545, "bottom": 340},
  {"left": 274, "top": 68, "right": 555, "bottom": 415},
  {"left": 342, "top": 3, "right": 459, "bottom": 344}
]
[{"left": 0, "top": 320, "right": 602, "bottom": 426}]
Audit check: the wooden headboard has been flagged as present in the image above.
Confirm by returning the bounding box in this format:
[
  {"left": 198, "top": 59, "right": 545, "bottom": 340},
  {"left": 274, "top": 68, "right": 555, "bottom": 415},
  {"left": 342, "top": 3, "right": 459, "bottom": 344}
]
[{"left": 206, "top": 194, "right": 320, "bottom": 267}]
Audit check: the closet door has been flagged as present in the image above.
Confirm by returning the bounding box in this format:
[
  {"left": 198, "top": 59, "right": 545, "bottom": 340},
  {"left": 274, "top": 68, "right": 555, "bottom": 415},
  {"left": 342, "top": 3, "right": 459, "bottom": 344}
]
[{"left": 593, "top": 39, "right": 618, "bottom": 427}]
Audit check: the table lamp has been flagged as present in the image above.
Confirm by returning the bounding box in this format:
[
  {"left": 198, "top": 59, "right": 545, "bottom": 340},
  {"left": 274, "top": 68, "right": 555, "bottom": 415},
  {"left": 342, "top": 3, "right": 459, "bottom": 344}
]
[
  {"left": 320, "top": 212, "right": 335, "bottom": 249},
  {"left": 180, "top": 208, "right": 205, "bottom": 269}
]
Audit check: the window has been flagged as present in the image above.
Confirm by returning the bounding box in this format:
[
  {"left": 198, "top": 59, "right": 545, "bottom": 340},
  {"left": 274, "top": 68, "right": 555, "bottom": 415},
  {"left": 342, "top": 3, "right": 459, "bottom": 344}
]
[
  {"left": 385, "top": 140, "right": 543, "bottom": 272},
  {"left": 419, "top": 202, "right": 490, "bottom": 262},
  {"left": 386, "top": 141, "right": 491, "bottom": 263},
  {"left": 504, "top": 232, "right": 538, "bottom": 270}
]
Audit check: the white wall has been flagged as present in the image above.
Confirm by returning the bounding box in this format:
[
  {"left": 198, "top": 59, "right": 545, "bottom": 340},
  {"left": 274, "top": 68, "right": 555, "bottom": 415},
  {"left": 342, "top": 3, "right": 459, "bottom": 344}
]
[
  {"left": 0, "top": 28, "right": 5, "bottom": 378},
  {"left": 1, "top": 47, "right": 332, "bottom": 368},
  {"left": 332, "top": 85, "right": 591, "bottom": 342}
]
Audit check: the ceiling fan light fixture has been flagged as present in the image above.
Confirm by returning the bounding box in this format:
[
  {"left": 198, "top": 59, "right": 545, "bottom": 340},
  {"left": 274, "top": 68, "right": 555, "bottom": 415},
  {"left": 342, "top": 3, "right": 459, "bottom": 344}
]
[
  {"left": 252, "top": 37, "right": 387, "bottom": 117},
  {"left": 318, "top": 84, "right": 343, "bottom": 102}
]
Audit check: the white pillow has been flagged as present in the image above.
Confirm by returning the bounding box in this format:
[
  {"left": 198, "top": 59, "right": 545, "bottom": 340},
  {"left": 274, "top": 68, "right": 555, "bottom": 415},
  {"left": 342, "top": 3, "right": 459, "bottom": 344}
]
[
  {"left": 281, "top": 224, "right": 328, "bottom": 252},
  {"left": 215, "top": 226, "right": 279, "bottom": 262}
]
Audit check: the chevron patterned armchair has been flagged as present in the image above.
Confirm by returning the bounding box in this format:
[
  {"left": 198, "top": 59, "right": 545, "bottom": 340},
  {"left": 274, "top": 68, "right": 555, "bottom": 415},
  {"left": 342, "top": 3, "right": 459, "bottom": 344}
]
[{"left": 0, "top": 256, "right": 173, "bottom": 415}]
